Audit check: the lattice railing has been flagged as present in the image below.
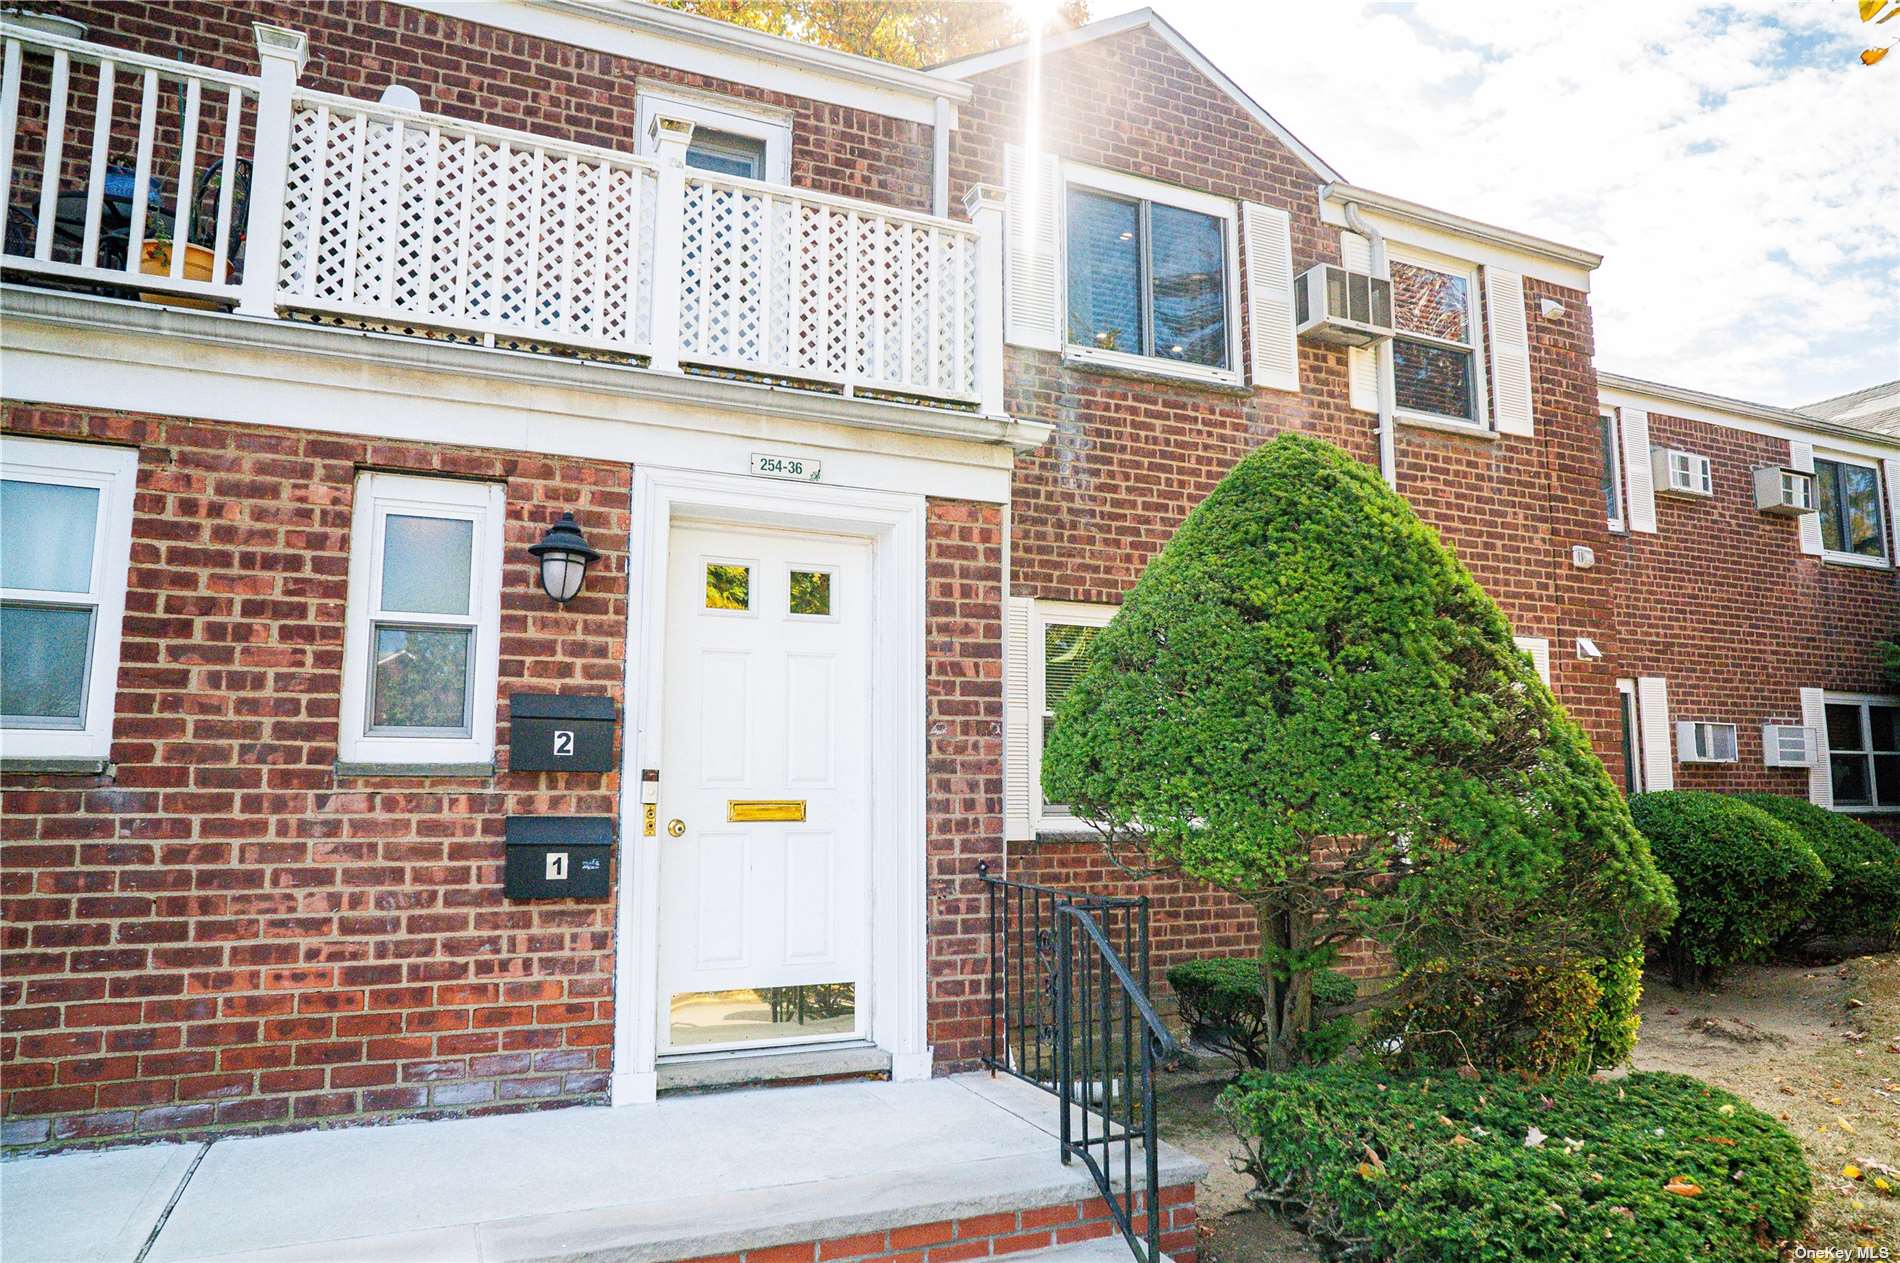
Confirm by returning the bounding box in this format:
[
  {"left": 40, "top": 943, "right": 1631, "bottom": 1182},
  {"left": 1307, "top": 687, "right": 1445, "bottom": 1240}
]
[
  {"left": 4, "top": 22, "right": 1003, "bottom": 413},
  {"left": 677, "top": 173, "right": 979, "bottom": 401},
  {"left": 277, "top": 90, "right": 657, "bottom": 354}
]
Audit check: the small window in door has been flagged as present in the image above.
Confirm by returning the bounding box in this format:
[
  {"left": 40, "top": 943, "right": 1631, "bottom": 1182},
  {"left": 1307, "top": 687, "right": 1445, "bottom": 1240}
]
[
  {"left": 789, "top": 569, "right": 832, "bottom": 617},
  {"left": 686, "top": 129, "right": 768, "bottom": 180},
  {"left": 706, "top": 562, "right": 751, "bottom": 611}
]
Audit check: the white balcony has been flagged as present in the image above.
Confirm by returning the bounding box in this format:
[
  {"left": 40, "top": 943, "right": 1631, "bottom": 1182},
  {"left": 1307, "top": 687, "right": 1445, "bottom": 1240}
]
[{"left": 0, "top": 21, "right": 1004, "bottom": 416}]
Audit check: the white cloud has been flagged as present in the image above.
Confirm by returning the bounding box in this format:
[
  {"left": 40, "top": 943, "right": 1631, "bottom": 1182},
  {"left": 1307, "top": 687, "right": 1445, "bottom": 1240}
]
[{"left": 1093, "top": 0, "right": 1900, "bottom": 407}]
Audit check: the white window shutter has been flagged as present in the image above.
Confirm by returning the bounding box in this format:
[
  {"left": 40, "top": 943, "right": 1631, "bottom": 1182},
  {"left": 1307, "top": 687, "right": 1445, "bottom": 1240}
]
[
  {"left": 1621, "top": 409, "right": 1657, "bottom": 533},
  {"left": 1004, "top": 596, "right": 1036, "bottom": 841},
  {"left": 1513, "top": 635, "right": 1551, "bottom": 686},
  {"left": 1636, "top": 676, "right": 1673, "bottom": 791},
  {"left": 1484, "top": 268, "right": 1533, "bottom": 435},
  {"left": 1004, "top": 143, "right": 1061, "bottom": 351},
  {"left": 1800, "top": 687, "right": 1831, "bottom": 809},
  {"left": 1339, "top": 231, "right": 1378, "bottom": 412},
  {"left": 1883, "top": 459, "right": 1900, "bottom": 562},
  {"left": 1789, "top": 441, "right": 1821, "bottom": 555},
  {"left": 1242, "top": 202, "right": 1299, "bottom": 394}
]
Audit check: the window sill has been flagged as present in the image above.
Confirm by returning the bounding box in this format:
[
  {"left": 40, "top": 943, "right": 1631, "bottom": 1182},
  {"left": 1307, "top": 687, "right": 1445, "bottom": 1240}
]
[
  {"left": 0, "top": 756, "right": 112, "bottom": 776},
  {"left": 1395, "top": 412, "right": 1498, "bottom": 441},
  {"left": 1832, "top": 804, "right": 1900, "bottom": 815},
  {"left": 1820, "top": 551, "right": 1891, "bottom": 571},
  {"left": 334, "top": 760, "right": 497, "bottom": 779},
  {"left": 1061, "top": 348, "right": 1249, "bottom": 396}
]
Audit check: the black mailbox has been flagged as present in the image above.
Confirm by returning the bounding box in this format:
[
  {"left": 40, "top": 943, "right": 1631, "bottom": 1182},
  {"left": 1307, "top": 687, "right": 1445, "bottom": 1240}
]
[
  {"left": 504, "top": 816, "right": 614, "bottom": 899},
  {"left": 509, "top": 693, "right": 616, "bottom": 773}
]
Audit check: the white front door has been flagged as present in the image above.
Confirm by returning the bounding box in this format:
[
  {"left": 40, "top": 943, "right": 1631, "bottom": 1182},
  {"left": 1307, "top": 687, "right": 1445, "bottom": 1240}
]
[{"left": 657, "top": 522, "right": 873, "bottom": 1054}]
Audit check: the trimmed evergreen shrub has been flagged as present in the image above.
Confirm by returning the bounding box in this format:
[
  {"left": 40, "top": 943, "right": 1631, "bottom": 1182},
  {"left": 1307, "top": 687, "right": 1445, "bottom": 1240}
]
[
  {"left": 1042, "top": 432, "right": 1675, "bottom": 1064},
  {"left": 1629, "top": 791, "right": 1828, "bottom": 986},
  {"left": 1736, "top": 792, "right": 1900, "bottom": 947},
  {"left": 1169, "top": 957, "right": 1356, "bottom": 1068},
  {"left": 1220, "top": 1064, "right": 1810, "bottom": 1263}
]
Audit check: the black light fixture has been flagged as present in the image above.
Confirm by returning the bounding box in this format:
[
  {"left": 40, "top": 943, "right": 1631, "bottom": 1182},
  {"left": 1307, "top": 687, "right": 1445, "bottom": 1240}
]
[{"left": 529, "top": 511, "right": 598, "bottom": 604}]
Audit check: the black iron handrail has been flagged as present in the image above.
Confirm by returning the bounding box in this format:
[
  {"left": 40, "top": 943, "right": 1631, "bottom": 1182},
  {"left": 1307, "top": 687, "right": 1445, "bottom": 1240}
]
[{"left": 977, "top": 862, "right": 1174, "bottom": 1263}]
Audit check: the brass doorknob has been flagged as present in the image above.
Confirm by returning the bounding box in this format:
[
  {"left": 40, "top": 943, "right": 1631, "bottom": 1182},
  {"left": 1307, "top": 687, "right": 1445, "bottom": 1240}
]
[{"left": 667, "top": 819, "right": 686, "bottom": 838}]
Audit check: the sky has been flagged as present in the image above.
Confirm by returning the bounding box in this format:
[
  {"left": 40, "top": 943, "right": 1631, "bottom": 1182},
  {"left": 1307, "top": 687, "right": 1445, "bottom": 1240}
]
[{"left": 1089, "top": 0, "right": 1900, "bottom": 409}]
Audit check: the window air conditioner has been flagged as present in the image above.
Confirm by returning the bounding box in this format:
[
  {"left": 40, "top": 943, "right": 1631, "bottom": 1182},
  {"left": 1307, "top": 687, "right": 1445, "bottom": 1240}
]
[
  {"left": 1293, "top": 264, "right": 1393, "bottom": 347},
  {"left": 1753, "top": 466, "right": 1815, "bottom": 517},
  {"left": 1652, "top": 447, "right": 1713, "bottom": 497},
  {"left": 1761, "top": 723, "right": 1816, "bottom": 768}
]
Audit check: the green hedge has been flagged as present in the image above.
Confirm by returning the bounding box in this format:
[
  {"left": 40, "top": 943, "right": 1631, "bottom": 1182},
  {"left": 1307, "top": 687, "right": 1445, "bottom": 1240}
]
[
  {"left": 1735, "top": 792, "right": 1900, "bottom": 947},
  {"left": 1168, "top": 957, "right": 1355, "bottom": 1068},
  {"left": 1220, "top": 1064, "right": 1810, "bottom": 1262},
  {"left": 1628, "top": 791, "right": 1827, "bottom": 986}
]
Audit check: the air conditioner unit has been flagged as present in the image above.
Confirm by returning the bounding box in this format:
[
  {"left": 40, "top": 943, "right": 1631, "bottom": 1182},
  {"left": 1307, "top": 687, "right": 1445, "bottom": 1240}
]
[
  {"left": 1293, "top": 264, "right": 1393, "bottom": 347},
  {"left": 1652, "top": 447, "right": 1713, "bottom": 497},
  {"left": 1762, "top": 723, "right": 1816, "bottom": 768},
  {"left": 1676, "top": 720, "right": 1737, "bottom": 763},
  {"left": 1754, "top": 466, "right": 1816, "bottom": 517}
]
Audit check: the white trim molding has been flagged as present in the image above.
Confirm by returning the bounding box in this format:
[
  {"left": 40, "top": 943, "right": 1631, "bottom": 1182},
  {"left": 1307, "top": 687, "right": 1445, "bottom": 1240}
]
[
  {"left": 1599, "top": 372, "right": 1900, "bottom": 459},
  {"left": 612, "top": 467, "right": 929, "bottom": 1104},
  {"left": 0, "top": 435, "right": 139, "bottom": 761},
  {"left": 635, "top": 82, "right": 792, "bottom": 184},
  {"left": 1319, "top": 183, "right": 1600, "bottom": 292}
]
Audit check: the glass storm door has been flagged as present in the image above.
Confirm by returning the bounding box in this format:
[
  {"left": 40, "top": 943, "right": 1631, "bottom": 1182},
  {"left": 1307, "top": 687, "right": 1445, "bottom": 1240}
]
[{"left": 657, "top": 523, "right": 873, "bottom": 1054}]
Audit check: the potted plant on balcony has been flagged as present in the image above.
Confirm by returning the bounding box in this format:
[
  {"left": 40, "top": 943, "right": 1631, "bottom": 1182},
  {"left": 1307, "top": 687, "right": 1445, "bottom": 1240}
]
[{"left": 138, "top": 214, "right": 220, "bottom": 308}]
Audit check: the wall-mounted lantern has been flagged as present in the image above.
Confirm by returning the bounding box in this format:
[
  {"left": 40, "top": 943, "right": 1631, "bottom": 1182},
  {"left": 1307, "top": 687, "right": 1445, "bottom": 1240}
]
[{"left": 529, "top": 511, "right": 598, "bottom": 604}]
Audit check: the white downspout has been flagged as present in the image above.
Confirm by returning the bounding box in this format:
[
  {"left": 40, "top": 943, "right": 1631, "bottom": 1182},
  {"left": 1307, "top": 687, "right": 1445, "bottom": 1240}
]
[
  {"left": 931, "top": 96, "right": 952, "bottom": 218},
  {"left": 1344, "top": 202, "right": 1396, "bottom": 490}
]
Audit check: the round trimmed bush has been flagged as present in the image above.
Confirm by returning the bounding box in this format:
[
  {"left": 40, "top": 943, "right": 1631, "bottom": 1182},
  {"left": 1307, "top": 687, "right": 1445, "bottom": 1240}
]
[
  {"left": 1629, "top": 791, "right": 1828, "bottom": 986},
  {"left": 1219, "top": 1064, "right": 1811, "bottom": 1263},
  {"left": 1735, "top": 792, "right": 1900, "bottom": 948}
]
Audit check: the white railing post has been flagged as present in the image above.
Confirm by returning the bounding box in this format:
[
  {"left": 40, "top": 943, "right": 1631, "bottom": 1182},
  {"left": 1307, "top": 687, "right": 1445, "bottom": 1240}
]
[
  {"left": 963, "top": 183, "right": 1006, "bottom": 418},
  {"left": 235, "top": 22, "right": 307, "bottom": 319},
  {"left": 644, "top": 114, "right": 694, "bottom": 374}
]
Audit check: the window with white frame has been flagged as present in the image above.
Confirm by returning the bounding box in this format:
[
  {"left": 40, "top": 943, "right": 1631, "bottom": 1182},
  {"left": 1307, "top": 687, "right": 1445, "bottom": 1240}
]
[
  {"left": 1824, "top": 695, "right": 1900, "bottom": 809},
  {"left": 0, "top": 437, "right": 138, "bottom": 761},
  {"left": 1063, "top": 169, "right": 1238, "bottom": 383},
  {"left": 339, "top": 472, "right": 505, "bottom": 767},
  {"left": 1391, "top": 253, "right": 1486, "bottom": 427},
  {"left": 1814, "top": 456, "right": 1888, "bottom": 565},
  {"left": 635, "top": 85, "right": 791, "bottom": 184},
  {"left": 1598, "top": 411, "right": 1625, "bottom": 531},
  {"left": 1615, "top": 679, "right": 1642, "bottom": 793},
  {"left": 1035, "top": 601, "right": 1115, "bottom": 823}
]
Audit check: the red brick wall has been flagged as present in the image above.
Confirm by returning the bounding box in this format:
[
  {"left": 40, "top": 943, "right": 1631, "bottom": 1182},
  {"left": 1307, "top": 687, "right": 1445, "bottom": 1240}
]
[
  {"left": 1606, "top": 409, "right": 1899, "bottom": 828},
  {"left": 923, "top": 499, "right": 1005, "bottom": 1071},
  {"left": 36, "top": 0, "right": 934, "bottom": 211},
  {"left": 952, "top": 26, "right": 1622, "bottom": 980},
  {"left": 0, "top": 403, "right": 631, "bottom": 1147}
]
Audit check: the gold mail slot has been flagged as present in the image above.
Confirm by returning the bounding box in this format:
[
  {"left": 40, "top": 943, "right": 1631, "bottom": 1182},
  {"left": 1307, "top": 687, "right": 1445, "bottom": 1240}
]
[{"left": 727, "top": 799, "right": 807, "bottom": 823}]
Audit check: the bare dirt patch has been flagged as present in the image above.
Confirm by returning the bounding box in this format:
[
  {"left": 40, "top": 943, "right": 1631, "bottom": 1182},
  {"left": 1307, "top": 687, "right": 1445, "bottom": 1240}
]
[{"left": 1631, "top": 954, "right": 1900, "bottom": 1255}]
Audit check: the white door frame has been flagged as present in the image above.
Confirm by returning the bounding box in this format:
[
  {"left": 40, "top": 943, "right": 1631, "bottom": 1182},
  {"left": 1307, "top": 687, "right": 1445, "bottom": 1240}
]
[{"left": 612, "top": 466, "right": 931, "bottom": 1105}]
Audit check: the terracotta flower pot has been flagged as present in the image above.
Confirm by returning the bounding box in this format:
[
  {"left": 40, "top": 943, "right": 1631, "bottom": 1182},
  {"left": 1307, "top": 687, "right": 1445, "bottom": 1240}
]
[{"left": 138, "top": 239, "right": 221, "bottom": 308}]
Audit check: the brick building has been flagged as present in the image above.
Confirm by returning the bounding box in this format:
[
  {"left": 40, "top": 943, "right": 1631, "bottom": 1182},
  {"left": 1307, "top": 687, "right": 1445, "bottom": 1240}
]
[{"left": 0, "top": 0, "right": 1893, "bottom": 1193}]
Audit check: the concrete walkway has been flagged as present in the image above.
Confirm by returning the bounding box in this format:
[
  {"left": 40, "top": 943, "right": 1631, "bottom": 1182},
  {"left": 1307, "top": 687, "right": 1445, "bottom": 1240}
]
[{"left": 0, "top": 1073, "right": 1204, "bottom": 1263}]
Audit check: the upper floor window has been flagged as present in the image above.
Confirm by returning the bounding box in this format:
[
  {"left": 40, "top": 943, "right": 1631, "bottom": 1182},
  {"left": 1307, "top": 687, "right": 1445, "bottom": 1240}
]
[
  {"left": 0, "top": 437, "right": 138, "bottom": 761},
  {"left": 1063, "top": 169, "right": 1238, "bottom": 385},
  {"left": 1391, "top": 256, "right": 1484, "bottom": 427},
  {"left": 1826, "top": 696, "right": 1899, "bottom": 809},
  {"left": 339, "top": 472, "right": 505, "bottom": 768},
  {"left": 636, "top": 85, "right": 792, "bottom": 185},
  {"left": 1814, "top": 456, "right": 1888, "bottom": 565},
  {"left": 1599, "top": 411, "right": 1625, "bottom": 531}
]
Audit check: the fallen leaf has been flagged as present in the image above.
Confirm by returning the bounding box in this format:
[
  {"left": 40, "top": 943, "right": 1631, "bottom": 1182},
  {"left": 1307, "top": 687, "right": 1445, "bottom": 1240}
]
[
  {"left": 1665, "top": 1177, "right": 1702, "bottom": 1197},
  {"left": 1449, "top": 1133, "right": 1473, "bottom": 1148},
  {"left": 1525, "top": 1125, "right": 1548, "bottom": 1149},
  {"left": 1699, "top": 1136, "right": 1737, "bottom": 1146},
  {"left": 1838, "top": 1117, "right": 1858, "bottom": 1133},
  {"left": 1844, "top": 1164, "right": 1864, "bottom": 1181}
]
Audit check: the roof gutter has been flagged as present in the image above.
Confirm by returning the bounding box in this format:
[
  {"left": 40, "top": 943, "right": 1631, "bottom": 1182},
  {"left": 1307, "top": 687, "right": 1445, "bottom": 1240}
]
[
  {"left": 1323, "top": 182, "right": 1603, "bottom": 272},
  {"left": 524, "top": 0, "right": 973, "bottom": 104},
  {"left": 1598, "top": 372, "right": 1898, "bottom": 450}
]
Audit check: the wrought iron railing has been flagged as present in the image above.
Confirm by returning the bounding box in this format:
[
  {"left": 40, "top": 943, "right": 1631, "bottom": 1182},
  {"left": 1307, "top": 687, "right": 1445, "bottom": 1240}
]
[{"left": 977, "top": 862, "right": 1177, "bottom": 1263}]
